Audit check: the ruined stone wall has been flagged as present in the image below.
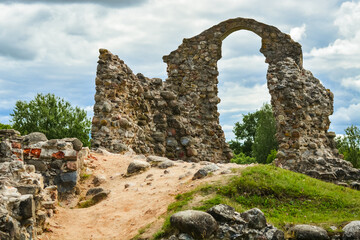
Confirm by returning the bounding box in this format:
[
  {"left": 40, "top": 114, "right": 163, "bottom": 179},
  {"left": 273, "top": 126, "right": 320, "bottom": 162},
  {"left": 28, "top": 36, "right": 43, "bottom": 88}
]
[
  {"left": 0, "top": 129, "right": 89, "bottom": 239},
  {"left": 92, "top": 17, "right": 360, "bottom": 184},
  {"left": 21, "top": 133, "right": 88, "bottom": 196},
  {"left": 0, "top": 130, "right": 57, "bottom": 239}
]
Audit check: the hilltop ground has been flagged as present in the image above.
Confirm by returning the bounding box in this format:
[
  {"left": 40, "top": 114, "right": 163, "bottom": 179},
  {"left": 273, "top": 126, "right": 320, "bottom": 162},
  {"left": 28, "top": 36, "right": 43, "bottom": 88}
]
[{"left": 41, "top": 151, "right": 247, "bottom": 240}]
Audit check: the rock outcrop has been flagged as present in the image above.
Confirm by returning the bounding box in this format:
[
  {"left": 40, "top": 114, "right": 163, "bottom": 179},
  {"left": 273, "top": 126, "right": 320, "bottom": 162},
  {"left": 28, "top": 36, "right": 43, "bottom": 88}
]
[
  {"left": 167, "top": 204, "right": 284, "bottom": 240},
  {"left": 91, "top": 17, "right": 359, "bottom": 185},
  {"left": 290, "top": 224, "right": 329, "bottom": 240},
  {"left": 170, "top": 210, "right": 218, "bottom": 239},
  {"left": 342, "top": 221, "right": 360, "bottom": 240}
]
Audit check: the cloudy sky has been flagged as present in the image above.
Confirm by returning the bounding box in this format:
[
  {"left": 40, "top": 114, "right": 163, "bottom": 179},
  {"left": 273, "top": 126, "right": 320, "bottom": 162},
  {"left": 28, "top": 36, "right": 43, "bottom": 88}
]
[{"left": 1, "top": 0, "right": 360, "bottom": 140}]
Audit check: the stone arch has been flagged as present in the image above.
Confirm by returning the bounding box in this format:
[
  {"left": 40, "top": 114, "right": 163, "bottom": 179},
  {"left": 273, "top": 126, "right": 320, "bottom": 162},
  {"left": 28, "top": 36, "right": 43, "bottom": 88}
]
[
  {"left": 162, "top": 17, "right": 306, "bottom": 162},
  {"left": 92, "top": 17, "right": 360, "bottom": 183}
]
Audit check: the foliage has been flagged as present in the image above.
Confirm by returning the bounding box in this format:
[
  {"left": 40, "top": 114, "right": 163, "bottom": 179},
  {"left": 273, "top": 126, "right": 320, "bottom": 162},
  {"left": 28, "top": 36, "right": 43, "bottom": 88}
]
[
  {"left": 252, "top": 104, "right": 278, "bottom": 163},
  {"left": 10, "top": 93, "right": 91, "bottom": 147},
  {"left": 336, "top": 125, "right": 360, "bottom": 168},
  {"left": 229, "top": 103, "right": 278, "bottom": 163},
  {"left": 230, "top": 109, "right": 259, "bottom": 156},
  {"left": 230, "top": 152, "right": 256, "bottom": 164},
  {"left": 0, "top": 123, "right": 12, "bottom": 130},
  {"left": 154, "top": 165, "right": 360, "bottom": 239},
  {"left": 266, "top": 149, "right": 277, "bottom": 163}
]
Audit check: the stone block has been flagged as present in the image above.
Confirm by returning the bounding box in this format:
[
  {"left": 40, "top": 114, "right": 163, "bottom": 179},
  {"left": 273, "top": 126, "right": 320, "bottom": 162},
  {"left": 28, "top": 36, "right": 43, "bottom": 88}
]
[{"left": 19, "top": 195, "right": 35, "bottom": 220}]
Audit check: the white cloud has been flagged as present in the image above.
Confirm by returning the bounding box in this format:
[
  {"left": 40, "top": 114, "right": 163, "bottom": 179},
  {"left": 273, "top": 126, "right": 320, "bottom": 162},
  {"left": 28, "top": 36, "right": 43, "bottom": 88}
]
[
  {"left": 290, "top": 24, "right": 306, "bottom": 41},
  {"left": 331, "top": 103, "right": 360, "bottom": 126},
  {"left": 341, "top": 75, "right": 360, "bottom": 91},
  {"left": 9, "top": 0, "right": 147, "bottom": 7},
  {"left": 334, "top": 1, "right": 360, "bottom": 38},
  {"left": 218, "top": 55, "right": 266, "bottom": 74},
  {"left": 218, "top": 83, "right": 270, "bottom": 114},
  {"left": 305, "top": 1, "right": 360, "bottom": 70}
]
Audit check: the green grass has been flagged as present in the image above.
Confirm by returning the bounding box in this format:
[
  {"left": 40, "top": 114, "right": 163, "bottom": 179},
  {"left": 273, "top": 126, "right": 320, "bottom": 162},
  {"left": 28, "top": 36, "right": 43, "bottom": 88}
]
[
  {"left": 78, "top": 199, "right": 95, "bottom": 208},
  {"left": 80, "top": 172, "right": 92, "bottom": 181},
  {"left": 152, "top": 165, "right": 360, "bottom": 239},
  {"left": 217, "top": 165, "right": 360, "bottom": 228},
  {"left": 131, "top": 223, "right": 152, "bottom": 240}
]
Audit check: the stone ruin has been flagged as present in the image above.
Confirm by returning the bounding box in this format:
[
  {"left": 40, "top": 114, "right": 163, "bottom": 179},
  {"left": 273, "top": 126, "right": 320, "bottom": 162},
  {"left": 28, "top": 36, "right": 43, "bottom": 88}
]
[
  {"left": 0, "top": 129, "right": 88, "bottom": 239},
  {"left": 91, "top": 17, "right": 360, "bottom": 186}
]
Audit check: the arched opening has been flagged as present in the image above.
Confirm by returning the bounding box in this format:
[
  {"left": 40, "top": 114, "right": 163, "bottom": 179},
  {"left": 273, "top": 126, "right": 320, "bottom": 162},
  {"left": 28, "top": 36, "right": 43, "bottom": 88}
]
[{"left": 217, "top": 30, "right": 270, "bottom": 142}]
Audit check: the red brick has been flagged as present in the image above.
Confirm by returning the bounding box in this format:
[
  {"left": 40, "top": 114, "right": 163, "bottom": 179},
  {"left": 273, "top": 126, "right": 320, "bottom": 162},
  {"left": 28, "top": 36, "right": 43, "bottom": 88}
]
[
  {"left": 11, "top": 142, "right": 21, "bottom": 149},
  {"left": 31, "top": 149, "right": 41, "bottom": 158},
  {"left": 52, "top": 151, "right": 65, "bottom": 159}
]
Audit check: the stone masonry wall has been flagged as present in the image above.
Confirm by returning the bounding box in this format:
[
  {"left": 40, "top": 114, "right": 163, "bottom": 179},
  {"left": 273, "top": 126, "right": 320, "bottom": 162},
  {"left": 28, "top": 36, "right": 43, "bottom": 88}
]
[
  {"left": 92, "top": 17, "right": 360, "bottom": 184},
  {"left": 0, "top": 129, "right": 89, "bottom": 239},
  {"left": 0, "top": 130, "right": 57, "bottom": 239},
  {"left": 22, "top": 133, "right": 88, "bottom": 197}
]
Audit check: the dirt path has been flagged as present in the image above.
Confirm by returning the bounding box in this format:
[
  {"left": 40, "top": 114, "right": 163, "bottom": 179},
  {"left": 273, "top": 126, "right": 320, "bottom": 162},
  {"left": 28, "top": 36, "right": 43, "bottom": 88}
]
[{"left": 41, "top": 152, "right": 248, "bottom": 240}]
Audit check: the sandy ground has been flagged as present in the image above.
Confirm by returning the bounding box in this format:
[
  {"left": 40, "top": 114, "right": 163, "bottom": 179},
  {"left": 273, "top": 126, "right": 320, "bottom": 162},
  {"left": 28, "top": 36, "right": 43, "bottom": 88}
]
[{"left": 41, "top": 151, "right": 248, "bottom": 240}]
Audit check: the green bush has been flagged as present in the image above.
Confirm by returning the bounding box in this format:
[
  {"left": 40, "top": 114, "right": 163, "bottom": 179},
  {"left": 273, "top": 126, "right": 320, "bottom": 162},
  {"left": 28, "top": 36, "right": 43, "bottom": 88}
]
[
  {"left": 266, "top": 149, "right": 277, "bottom": 163},
  {"left": 0, "top": 123, "right": 12, "bottom": 130},
  {"left": 230, "top": 152, "right": 256, "bottom": 164},
  {"left": 10, "top": 93, "right": 91, "bottom": 147},
  {"left": 336, "top": 125, "right": 360, "bottom": 168}
]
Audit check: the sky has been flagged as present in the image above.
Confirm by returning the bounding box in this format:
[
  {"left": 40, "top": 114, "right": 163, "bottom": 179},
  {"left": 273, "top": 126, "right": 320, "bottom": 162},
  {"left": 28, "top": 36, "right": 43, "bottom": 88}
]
[{"left": 0, "top": 0, "right": 360, "bottom": 140}]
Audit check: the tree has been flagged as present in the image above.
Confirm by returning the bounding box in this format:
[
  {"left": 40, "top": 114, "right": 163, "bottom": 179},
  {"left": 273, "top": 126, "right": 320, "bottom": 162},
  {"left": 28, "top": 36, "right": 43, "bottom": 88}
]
[
  {"left": 336, "top": 125, "right": 360, "bottom": 168},
  {"left": 10, "top": 93, "right": 91, "bottom": 147},
  {"left": 229, "top": 103, "right": 278, "bottom": 163},
  {"left": 229, "top": 110, "right": 260, "bottom": 156},
  {"left": 0, "top": 123, "right": 12, "bottom": 129},
  {"left": 252, "top": 104, "right": 278, "bottom": 163}
]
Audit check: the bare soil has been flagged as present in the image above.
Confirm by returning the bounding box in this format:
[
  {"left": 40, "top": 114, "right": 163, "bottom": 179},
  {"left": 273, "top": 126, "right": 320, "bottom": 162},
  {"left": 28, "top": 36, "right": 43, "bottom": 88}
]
[{"left": 41, "top": 151, "right": 248, "bottom": 240}]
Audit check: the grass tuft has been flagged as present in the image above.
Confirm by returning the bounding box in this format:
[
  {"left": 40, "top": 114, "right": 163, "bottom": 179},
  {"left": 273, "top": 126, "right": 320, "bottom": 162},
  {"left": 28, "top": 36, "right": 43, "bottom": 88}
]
[{"left": 78, "top": 199, "right": 95, "bottom": 208}]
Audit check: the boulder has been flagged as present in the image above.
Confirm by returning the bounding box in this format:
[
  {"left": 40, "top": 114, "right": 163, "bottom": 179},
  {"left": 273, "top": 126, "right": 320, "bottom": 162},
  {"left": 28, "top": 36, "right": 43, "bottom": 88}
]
[
  {"left": 71, "top": 138, "right": 83, "bottom": 151},
  {"left": 170, "top": 210, "right": 218, "bottom": 239},
  {"left": 240, "top": 208, "right": 267, "bottom": 230},
  {"left": 158, "top": 160, "right": 175, "bottom": 169},
  {"left": 202, "top": 164, "right": 220, "bottom": 173},
  {"left": 92, "top": 190, "right": 110, "bottom": 203},
  {"left": 23, "top": 132, "right": 47, "bottom": 145},
  {"left": 147, "top": 155, "right": 169, "bottom": 164},
  {"left": 86, "top": 187, "right": 105, "bottom": 196},
  {"left": 264, "top": 226, "right": 285, "bottom": 240},
  {"left": 92, "top": 175, "right": 106, "bottom": 186},
  {"left": 192, "top": 169, "right": 208, "bottom": 180},
  {"left": 343, "top": 221, "right": 360, "bottom": 240},
  {"left": 127, "top": 160, "right": 150, "bottom": 175},
  {"left": 192, "top": 164, "right": 219, "bottom": 180},
  {"left": 207, "top": 204, "right": 236, "bottom": 222},
  {"left": 290, "top": 224, "right": 329, "bottom": 240}
]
